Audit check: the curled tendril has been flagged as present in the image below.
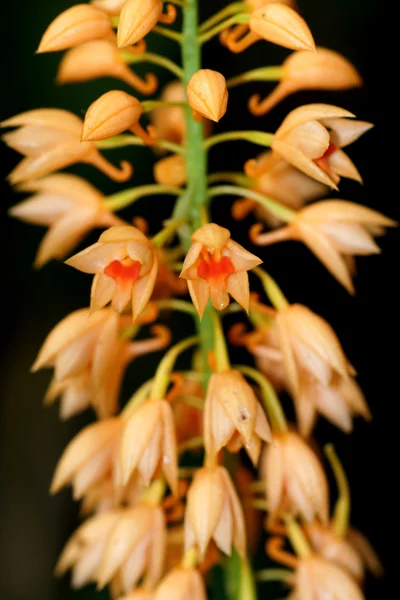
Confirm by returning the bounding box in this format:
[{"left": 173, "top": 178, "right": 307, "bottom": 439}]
[
  {"left": 266, "top": 536, "right": 299, "bottom": 570},
  {"left": 232, "top": 197, "right": 257, "bottom": 220},
  {"left": 131, "top": 122, "right": 158, "bottom": 145},
  {"left": 123, "top": 71, "right": 159, "bottom": 95},
  {"left": 226, "top": 30, "right": 260, "bottom": 53},
  {"left": 88, "top": 151, "right": 133, "bottom": 182},
  {"left": 124, "top": 38, "right": 147, "bottom": 55},
  {"left": 159, "top": 3, "right": 178, "bottom": 24},
  {"left": 244, "top": 151, "right": 280, "bottom": 178}
]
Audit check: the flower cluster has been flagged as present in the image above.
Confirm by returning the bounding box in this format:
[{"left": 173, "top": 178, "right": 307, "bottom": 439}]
[{"left": 3, "top": 0, "right": 390, "bottom": 599}]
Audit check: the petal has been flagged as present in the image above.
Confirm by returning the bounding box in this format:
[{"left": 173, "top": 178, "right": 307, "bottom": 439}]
[
  {"left": 275, "top": 104, "right": 355, "bottom": 139},
  {"left": 180, "top": 241, "right": 203, "bottom": 278},
  {"left": 3, "top": 125, "right": 77, "bottom": 157},
  {"left": 322, "top": 222, "right": 380, "bottom": 255},
  {"left": 132, "top": 256, "right": 158, "bottom": 321},
  {"left": 261, "top": 439, "right": 283, "bottom": 514},
  {"left": 138, "top": 422, "right": 162, "bottom": 486},
  {"left": 35, "top": 207, "right": 97, "bottom": 268},
  {"left": 219, "top": 467, "right": 246, "bottom": 558},
  {"left": 188, "top": 279, "right": 210, "bottom": 319},
  {"left": 91, "top": 274, "right": 116, "bottom": 311},
  {"left": 225, "top": 239, "right": 262, "bottom": 272},
  {"left": 272, "top": 139, "right": 337, "bottom": 188},
  {"left": 328, "top": 149, "right": 362, "bottom": 182},
  {"left": 120, "top": 400, "right": 161, "bottom": 486},
  {"left": 9, "top": 192, "right": 76, "bottom": 226},
  {"left": 226, "top": 271, "right": 250, "bottom": 312},
  {"left": 1, "top": 108, "right": 83, "bottom": 134},
  {"left": 295, "top": 222, "right": 354, "bottom": 292},
  {"left": 50, "top": 418, "right": 121, "bottom": 493},
  {"left": 322, "top": 118, "right": 373, "bottom": 148},
  {"left": 32, "top": 308, "right": 106, "bottom": 371},
  {"left": 212, "top": 498, "right": 233, "bottom": 555},
  {"left": 66, "top": 241, "right": 127, "bottom": 273}
]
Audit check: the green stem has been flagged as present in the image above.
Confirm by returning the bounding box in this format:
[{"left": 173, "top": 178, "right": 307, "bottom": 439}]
[
  {"left": 213, "top": 312, "right": 231, "bottom": 371},
  {"left": 141, "top": 100, "right": 187, "bottom": 113},
  {"left": 227, "top": 66, "right": 283, "bottom": 88},
  {"left": 208, "top": 171, "right": 254, "bottom": 187},
  {"left": 204, "top": 131, "right": 274, "bottom": 151},
  {"left": 252, "top": 268, "right": 289, "bottom": 310},
  {"left": 198, "top": 14, "right": 250, "bottom": 44},
  {"left": 238, "top": 557, "right": 257, "bottom": 600},
  {"left": 96, "top": 134, "right": 186, "bottom": 155},
  {"left": 255, "top": 569, "right": 292, "bottom": 582},
  {"left": 182, "top": 0, "right": 214, "bottom": 388},
  {"left": 156, "top": 299, "right": 197, "bottom": 316},
  {"left": 208, "top": 185, "right": 296, "bottom": 224},
  {"left": 152, "top": 217, "right": 190, "bottom": 247},
  {"left": 151, "top": 336, "right": 199, "bottom": 399},
  {"left": 283, "top": 514, "right": 312, "bottom": 558},
  {"left": 325, "top": 444, "right": 351, "bottom": 538},
  {"left": 121, "top": 51, "right": 184, "bottom": 79},
  {"left": 153, "top": 25, "right": 183, "bottom": 43},
  {"left": 199, "top": 2, "right": 248, "bottom": 33},
  {"left": 104, "top": 184, "right": 182, "bottom": 212},
  {"left": 235, "top": 365, "right": 288, "bottom": 433}
]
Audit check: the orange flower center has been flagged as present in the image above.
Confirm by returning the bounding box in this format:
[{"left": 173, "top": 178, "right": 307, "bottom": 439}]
[
  {"left": 198, "top": 251, "right": 235, "bottom": 284},
  {"left": 105, "top": 259, "right": 142, "bottom": 285},
  {"left": 315, "top": 142, "right": 337, "bottom": 171}
]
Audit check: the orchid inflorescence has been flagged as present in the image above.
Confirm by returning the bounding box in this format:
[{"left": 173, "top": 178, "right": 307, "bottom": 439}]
[{"left": 3, "top": 0, "right": 391, "bottom": 598}]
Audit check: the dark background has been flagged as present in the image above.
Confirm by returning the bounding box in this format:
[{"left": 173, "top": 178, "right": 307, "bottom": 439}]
[{"left": 0, "top": 0, "right": 394, "bottom": 598}]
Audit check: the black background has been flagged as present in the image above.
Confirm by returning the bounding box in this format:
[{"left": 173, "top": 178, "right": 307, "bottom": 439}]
[{"left": 0, "top": 0, "right": 395, "bottom": 598}]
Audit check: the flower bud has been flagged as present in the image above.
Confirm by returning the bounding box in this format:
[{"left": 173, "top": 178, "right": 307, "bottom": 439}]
[
  {"left": 154, "top": 154, "right": 186, "bottom": 187},
  {"left": 261, "top": 431, "right": 329, "bottom": 523},
  {"left": 185, "top": 466, "right": 246, "bottom": 558},
  {"left": 249, "top": 47, "right": 362, "bottom": 115},
  {"left": 57, "top": 40, "right": 158, "bottom": 95},
  {"left": 37, "top": 5, "right": 113, "bottom": 53},
  {"left": 82, "top": 90, "right": 143, "bottom": 142},
  {"left": 118, "top": 0, "right": 162, "bottom": 47},
  {"left": 250, "top": 4, "right": 316, "bottom": 51},
  {"left": 186, "top": 69, "right": 228, "bottom": 122},
  {"left": 294, "top": 556, "right": 365, "bottom": 600}
]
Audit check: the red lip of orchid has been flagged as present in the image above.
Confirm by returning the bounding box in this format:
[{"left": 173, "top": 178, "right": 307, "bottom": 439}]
[{"left": 104, "top": 258, "right": 142, "bottom": 285}]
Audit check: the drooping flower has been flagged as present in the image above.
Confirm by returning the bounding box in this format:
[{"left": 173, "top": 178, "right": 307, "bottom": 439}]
[
  {"left": 249, "top": 48, "right": 362, "bottom": 115},
  {"left": 10, "top": 174, "right": 122, "bottom": 267},
  {"left": 1, "top": 109, "right": 132, "bottom": 184},
  {"left": 32, "top": 307, "right": 169, "bottom": 418},
  {"left": 185, "top": 466, "right": 246, "bottom": 558},
  {"left": 180, "top": 223, "right": 262, "bottom": 317},
  {"left": 257, "top": 104, "right": 373, "bottom": 187},
  {"left": 294, "top": 371, "right": 371, "bottom": 437},
  {"left": 50, "top": 417, "right": 123, "bottom": 499},
  {"left": 251, "top": 200, "right": 396, "bottom": 292},
  {"left": 304, "top": 522, "right": 383, "bottom": 582},
  {"left": 120, "top": 398, "right": 178, "bottom": 493},
  {"left": 66, "top": 225, "right": 158, "bottom": 320},
  {"left": 55, "top": 510, "right": 120, "bottom": 589},
  {"left": 186, "top": 70, "right": 228, "bottom": 122},
  {"left": 56, "top": 505, "right": 166, "bottom": 593},
  {"left": 97, "top": 505, "right": 166, "bottom": 592},
  {"left": 82, "top": 90, "right": 157, "bottom": 145},
  {"left": 223, "top": 3, "right": 315, "bottom": 54},
  {"left": 37, "top": 5, "right": 114, "bottom": 53},
  {"left": 292, "top": 556, "right": 365, "bottom": 600},
  {"left": 260, "top": 432, "right": 329, "bottom": 523},
  {"left": 232, "top": 152, "right": 328, "bottom": 228},
  {"left": 204, "top": 370, "right": 271, "bottom": 464},
  {"left": 154, "top": 568, "right": 207, "bottom": 600},
  {"left": 57, "top": 40, "right": 158, "bottom": 94},
  {"left": 117, "top": 0, "right": 177, "bottom": 48},
  {"left": 154, "top": 154, "right": 186, "bottom": 187}
]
